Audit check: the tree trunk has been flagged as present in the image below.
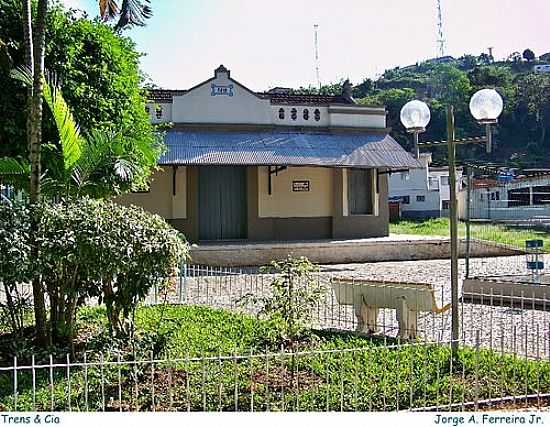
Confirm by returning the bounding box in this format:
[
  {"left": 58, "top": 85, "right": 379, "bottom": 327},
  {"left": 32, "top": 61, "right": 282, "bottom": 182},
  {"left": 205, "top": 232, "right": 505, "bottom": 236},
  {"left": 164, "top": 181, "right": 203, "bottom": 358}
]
[
  {"left": 2, "top": 283, "right": 20, "bottom": 335},
  {"left": 22, "top": 0, "right": 34, "bottom": 134},
  {"left": 25, "top": 0, "right": 49, "bottom": 347}
]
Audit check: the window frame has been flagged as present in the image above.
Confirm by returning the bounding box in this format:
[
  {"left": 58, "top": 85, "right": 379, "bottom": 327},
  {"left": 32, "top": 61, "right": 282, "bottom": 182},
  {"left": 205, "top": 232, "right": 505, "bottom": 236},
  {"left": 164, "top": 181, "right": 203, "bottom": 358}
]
[{"left": 347, "top": 168, "right": 377, "bottom": 216}]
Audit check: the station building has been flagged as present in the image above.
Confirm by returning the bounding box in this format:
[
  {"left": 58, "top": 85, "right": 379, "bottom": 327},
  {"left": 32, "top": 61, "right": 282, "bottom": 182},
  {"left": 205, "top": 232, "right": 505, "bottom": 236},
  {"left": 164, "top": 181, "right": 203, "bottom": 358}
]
[{"left": 118, "top": 65, "right": 420, "bottom": 242}]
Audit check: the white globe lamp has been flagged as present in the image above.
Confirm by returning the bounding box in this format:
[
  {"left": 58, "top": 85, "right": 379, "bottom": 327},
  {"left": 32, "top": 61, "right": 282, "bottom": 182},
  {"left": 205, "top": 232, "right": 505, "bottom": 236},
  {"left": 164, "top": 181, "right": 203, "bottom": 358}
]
[
  {"left": 469, "top": 89, "right": 503, "bottom": 152},
  {"left": 469, "top": 88, "right": 504, "bottom": 124},
  {"left": 400, "top": 100, "right": 431, "bottom": 158}
]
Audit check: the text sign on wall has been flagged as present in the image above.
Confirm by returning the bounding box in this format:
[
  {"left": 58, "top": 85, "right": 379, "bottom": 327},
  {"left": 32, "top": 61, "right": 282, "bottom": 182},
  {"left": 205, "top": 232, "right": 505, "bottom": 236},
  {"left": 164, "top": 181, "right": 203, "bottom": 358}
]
[
  {"left": 292, "top": 180, "right": 310, "bottom": 192},
  {"left": 211, "top": 84, "right": 234, "bottom": 97}
]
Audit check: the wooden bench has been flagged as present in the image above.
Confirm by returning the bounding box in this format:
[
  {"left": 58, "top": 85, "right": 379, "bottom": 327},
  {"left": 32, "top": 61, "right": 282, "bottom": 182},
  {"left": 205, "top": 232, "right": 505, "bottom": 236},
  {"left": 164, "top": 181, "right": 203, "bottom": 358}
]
[{"left": 331, "top": 277, "right": 450, "bottom": 339}]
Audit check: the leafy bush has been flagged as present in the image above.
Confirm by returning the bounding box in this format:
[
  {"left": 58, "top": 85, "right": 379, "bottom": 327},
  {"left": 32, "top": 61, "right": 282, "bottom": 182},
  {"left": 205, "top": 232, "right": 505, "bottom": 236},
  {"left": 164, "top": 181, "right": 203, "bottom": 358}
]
[
  {"left": 0, "top": 202, "right": 32, "bottom": 335},
  {"left": 0, "top": 199, "right": 190, "bottom": 346},
  {"left": 39, "top": 198, "right": 189, "bottom": 342},
  {"left": 241, "top": 256, "right": 325, "bottom": 348}
]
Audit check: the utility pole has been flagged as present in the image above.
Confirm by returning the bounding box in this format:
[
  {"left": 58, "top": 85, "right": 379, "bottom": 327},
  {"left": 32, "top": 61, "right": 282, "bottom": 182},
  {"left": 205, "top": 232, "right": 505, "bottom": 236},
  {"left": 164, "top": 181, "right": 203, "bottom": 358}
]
[
  {"left": 465, "top": 167, "right": 473, "bottom": 279},
  {"left": 446, "top": 106, "right": 459, "bottom": 352}
]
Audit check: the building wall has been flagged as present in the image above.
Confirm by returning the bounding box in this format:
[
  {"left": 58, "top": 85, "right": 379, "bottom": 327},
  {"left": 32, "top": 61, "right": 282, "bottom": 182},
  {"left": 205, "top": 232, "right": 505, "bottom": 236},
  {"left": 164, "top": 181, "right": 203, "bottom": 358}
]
[
  {"left": 332, "top": 168, "right": 389, "bottom": 239},
  {"left": 328, "top": 109, "right": 386, "bottom": 128},
  {"left": 271, "top": 106, "right": 330, "bottom": 127},
  {"left": 146, "top": 67, "right": 387, "bottom": 129},
  {"left": 257, "top": 166, "right": 333, "bottom": 218},
  {"left": 388, "top": 158, "right": 464, "bottom": 219},
  {"left": 117, "top": 165, "right": 389, "bottom": 242},
  {"left": 172, "top": 71, "right": 273, "bottom": 125},
  {"left": 116, "top": 167, "right": 187, "bottom": 219},
  {"left": 459, "top": 179, "right": 550, "bottom": 221}
]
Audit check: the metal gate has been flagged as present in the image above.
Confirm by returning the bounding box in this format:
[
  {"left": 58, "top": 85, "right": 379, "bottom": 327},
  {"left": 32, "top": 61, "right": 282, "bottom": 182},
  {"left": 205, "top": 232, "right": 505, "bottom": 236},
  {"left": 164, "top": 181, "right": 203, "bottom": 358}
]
[{"left": 198, "top": 166, "right": 247, "bottom": 241}]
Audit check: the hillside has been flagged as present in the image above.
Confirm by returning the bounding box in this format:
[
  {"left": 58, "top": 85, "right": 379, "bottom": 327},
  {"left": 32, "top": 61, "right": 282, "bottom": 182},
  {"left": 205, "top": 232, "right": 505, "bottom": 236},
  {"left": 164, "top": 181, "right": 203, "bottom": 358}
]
[{"left": 294, "top": 52, "right": 550, "bottom": 168}]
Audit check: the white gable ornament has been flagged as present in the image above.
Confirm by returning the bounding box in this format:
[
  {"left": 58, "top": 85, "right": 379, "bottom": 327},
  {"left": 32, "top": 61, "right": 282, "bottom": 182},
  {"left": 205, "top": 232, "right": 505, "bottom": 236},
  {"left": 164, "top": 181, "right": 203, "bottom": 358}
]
[{"left": 211, "top": 83, "right": 234, "bottom": 97}]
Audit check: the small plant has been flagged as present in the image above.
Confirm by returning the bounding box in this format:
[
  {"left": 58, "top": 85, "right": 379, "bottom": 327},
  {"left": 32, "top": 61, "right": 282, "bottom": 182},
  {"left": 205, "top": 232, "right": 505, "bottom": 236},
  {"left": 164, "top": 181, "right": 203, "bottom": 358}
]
[{"left": 240, "top": 256, "right": 325, "bottom": 348}]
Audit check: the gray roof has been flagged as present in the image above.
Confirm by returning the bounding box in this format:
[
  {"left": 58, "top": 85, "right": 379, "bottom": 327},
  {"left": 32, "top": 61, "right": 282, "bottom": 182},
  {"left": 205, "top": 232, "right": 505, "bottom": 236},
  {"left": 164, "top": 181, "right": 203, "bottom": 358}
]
[{"left": 159, "top": 130, "right": 421, "bottom": 169}]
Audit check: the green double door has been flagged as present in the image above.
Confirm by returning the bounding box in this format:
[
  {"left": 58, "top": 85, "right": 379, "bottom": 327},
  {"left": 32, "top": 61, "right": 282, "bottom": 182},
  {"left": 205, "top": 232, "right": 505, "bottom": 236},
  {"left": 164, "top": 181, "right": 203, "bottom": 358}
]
[{"left": 198, "top": 166, "right": 247, "bottom": 241}]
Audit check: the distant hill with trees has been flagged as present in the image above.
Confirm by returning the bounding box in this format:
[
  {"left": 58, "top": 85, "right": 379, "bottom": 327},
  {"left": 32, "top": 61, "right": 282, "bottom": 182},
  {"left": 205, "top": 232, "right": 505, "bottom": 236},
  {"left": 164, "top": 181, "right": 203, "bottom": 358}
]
[{"left": 292, "top": 52, "right": 550, "bottom": 168}]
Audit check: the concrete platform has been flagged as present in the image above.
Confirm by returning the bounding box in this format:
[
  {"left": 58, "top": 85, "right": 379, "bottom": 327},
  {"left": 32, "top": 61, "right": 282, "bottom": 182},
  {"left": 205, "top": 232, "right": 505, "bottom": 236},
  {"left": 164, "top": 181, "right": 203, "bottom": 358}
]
[
  {"left": 463, "top": 274, "right": 550, "bottom": 310},
  {"left": 189, "top": 234, "right": 522, "bottom": 266}
]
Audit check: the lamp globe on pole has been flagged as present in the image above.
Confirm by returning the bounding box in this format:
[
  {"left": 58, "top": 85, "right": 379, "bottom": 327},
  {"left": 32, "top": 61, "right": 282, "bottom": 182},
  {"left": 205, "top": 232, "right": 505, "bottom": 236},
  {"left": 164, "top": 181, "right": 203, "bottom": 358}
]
[
  {"left": 469, "top": 88, "right": 504, "bottom": 153},
  {"left": 400, "top": 100, "right": 431, "bottom": 158}
]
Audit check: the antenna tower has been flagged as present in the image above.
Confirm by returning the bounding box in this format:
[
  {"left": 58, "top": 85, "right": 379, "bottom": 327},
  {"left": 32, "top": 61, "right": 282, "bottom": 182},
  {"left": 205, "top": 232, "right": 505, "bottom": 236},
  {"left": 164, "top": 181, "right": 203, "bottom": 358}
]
[
  {"left": 314, "top": 24, "right": 321, "bottom": 89},
  {"left": 436, "top": 0, "right": 446, "bottom": 57}
]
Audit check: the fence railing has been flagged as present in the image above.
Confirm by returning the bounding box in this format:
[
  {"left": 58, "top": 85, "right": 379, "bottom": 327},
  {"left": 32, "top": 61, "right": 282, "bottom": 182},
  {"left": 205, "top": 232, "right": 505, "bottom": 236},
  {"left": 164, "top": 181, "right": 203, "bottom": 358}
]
[
  {"left": 142, "top": 263, "right": 550, "bottom": 359},
  {"left": 1, "top": 336, "right": 549, "bottom": 412}
]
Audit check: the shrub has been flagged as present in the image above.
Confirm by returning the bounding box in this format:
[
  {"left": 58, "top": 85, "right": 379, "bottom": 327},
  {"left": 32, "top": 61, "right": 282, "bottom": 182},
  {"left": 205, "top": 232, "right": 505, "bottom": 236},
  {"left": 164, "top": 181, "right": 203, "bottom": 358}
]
[
  {"left": 241, "top": 256, "right": 325, "bottom": 348},
  {"left": 0, "top": 202, "right": 32, "bottom": 335},
  {"left": 38, "top": 198, "right": 190, "bottom": 343},
  {"left": 0, "top": 198, "right": 190, "bottom": 346}
]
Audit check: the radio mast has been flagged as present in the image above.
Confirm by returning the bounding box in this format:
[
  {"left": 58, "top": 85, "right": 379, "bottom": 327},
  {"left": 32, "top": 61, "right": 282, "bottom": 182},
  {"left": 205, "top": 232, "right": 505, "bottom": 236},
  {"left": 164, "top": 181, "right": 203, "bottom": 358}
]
[
  {"left": 314, "top": 24, "right": 321, "bottom": 89},
  {"left": 436, "top": 0, "right": 446, "bottom": 57}
]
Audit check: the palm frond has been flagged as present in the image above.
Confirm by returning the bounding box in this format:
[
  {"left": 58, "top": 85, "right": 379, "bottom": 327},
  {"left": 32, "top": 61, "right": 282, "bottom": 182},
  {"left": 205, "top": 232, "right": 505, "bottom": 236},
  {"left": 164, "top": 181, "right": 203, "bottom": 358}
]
[
  {"left": 114, "top": 158, "right": 138, "bottom": 181},
  {"left": 114, "top": 0, "right": 152, "bottom": 30},
  {"left": 10, "top": 65, "right": 33, "bottom": 86},
  {"left": 42, "top": 79, "right": 84, "bottom": 173},
  {"left": 0, "top": 37, "right": 12, "bottom": 69},
  {"left": 0, "top": 158, "right": 30, "bottom": 193},
  {"left": 0, "top": 158, "right": 30, "bottom": 176},
  {"left": 11, "top": 67, "right": 84, "bottom": 174},
  {"left": 99, "top": 0, "right": 119, "bottom": 20}
]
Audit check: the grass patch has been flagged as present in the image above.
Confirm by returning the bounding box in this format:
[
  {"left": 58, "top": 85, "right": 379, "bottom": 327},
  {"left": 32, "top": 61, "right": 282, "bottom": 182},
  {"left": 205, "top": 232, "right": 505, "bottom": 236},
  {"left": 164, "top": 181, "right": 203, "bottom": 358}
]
[
  {"left": 390, "top": 217, "right": 550, "bottom": 251},
  {"left": 1, "top": 304, "right": 549, "bottom": 411}
]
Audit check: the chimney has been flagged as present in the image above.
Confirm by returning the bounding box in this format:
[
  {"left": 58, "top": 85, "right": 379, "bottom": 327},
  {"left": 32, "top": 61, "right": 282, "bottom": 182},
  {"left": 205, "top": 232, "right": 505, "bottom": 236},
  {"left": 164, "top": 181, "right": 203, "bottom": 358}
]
[
  {"left": 214, "top": 65, "right": 230, "bottom": 79},
  {"left": 341, "top": 79, "right": 355, "bottom": 103}
]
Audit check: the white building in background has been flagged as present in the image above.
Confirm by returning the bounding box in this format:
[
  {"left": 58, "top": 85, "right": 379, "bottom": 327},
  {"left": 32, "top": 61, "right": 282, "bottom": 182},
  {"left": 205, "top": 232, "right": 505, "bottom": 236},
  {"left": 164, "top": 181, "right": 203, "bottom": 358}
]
[
  {"left": 533, "top": 64, "right": 550, "bottom": 73},
  {"left": 459, "top": 174, "right": 550, "bottom": 221},
  {"left": 389, "top": 153, "right": 463, "bottom": 219}
]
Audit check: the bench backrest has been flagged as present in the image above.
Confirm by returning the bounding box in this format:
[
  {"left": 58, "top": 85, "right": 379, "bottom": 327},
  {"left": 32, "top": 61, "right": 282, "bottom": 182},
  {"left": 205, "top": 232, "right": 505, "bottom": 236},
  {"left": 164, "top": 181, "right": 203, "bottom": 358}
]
[{"left": 331, "top": 278, "right": 445, "bottom": 313}]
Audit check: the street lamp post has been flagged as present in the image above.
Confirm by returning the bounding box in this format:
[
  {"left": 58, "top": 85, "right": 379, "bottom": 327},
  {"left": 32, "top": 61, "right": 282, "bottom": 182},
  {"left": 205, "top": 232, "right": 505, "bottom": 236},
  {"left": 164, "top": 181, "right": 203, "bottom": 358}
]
[{"left": 400, "top": 89, "right": 503, "bottom": 352}]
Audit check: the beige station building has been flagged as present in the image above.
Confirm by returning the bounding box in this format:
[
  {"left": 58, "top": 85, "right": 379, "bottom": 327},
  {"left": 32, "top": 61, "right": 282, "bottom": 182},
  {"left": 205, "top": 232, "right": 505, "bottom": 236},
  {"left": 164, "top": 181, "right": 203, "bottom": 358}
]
[{"left": 118, "top": 66, "right": 420, "bottom": 243}]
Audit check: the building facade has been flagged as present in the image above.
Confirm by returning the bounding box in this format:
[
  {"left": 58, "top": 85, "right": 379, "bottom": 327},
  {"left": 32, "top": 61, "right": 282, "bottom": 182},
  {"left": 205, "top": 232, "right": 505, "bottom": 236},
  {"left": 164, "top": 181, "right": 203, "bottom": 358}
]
[
  {"left": 388, "top": 153, "right": 462, "bottom": 219},
  {"left": 459, "top": 174, "right": 550, "bottom": 221},
  {"left": 118, "top": 66, "right": 419, "bottom": 242}
]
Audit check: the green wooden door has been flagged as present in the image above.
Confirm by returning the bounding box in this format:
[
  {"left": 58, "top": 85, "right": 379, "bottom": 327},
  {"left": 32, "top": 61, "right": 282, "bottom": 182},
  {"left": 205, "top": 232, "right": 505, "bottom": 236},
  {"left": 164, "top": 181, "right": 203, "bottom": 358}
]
[{"left": 199, "top": 166, "right": 247, "bottom": 240}]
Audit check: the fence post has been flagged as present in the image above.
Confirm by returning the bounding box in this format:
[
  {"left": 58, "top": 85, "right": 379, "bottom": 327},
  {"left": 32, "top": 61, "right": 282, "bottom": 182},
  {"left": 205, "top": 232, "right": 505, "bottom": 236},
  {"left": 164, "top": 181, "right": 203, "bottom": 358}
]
[
  {"left": 474, "top": 330, "right": 480, "bottom": 410},
  {"left": 13, "top": 356, "right": 17, "bottom": 411},
  {"left": 465, "top": 166, "right": 472, "bottom": 279}
]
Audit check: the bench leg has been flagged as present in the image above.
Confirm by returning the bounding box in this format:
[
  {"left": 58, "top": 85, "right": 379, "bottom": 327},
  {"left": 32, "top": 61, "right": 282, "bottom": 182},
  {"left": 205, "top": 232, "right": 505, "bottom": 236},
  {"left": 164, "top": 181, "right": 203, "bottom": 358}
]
[
  {"left": 355, "top": 301, "right": 378, "bottom": 334},
  {"left": 396, "top": 298, "right": 418, "bottom": 340}
]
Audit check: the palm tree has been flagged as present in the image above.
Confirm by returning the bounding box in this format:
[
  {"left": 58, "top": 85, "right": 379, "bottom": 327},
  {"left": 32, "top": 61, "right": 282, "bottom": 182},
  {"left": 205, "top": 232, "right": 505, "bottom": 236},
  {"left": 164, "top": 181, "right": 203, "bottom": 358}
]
[
  {"left": 1, "top": 74, "right": 148, "bottom": 200},
  {"left": 13, "top": 0, "right": 153, "bottom": 346},
  {"left": 99, "top": 0, "right": 153, "bottom": 30},
  {"left": 20, "top": 0, "right": 49, "bottom": 346}
]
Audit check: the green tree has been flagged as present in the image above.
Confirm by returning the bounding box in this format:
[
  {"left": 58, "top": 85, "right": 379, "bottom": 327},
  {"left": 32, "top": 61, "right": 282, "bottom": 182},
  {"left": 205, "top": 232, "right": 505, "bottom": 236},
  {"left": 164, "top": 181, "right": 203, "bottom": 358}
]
[
  {"left": 429, "top": 64, "right": 472, "bottom": 106},
  {"left": 0, "top": 1, "right": 159, "bottom": 191},
  {"left": 523, "top": 48, "right": 536, "bottom": 62},
  {"left": 2, "top": 72, "right": 160, "bottom": 198},
  {"left": 518, "top": 73, "right": 550, "bottom": 146}
]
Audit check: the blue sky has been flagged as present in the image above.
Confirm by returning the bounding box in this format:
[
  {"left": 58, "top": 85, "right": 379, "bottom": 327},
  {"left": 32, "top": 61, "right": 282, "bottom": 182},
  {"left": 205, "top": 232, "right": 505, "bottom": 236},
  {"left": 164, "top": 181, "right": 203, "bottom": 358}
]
[{"left": 62, "top": 0, "right": 550, "bottom": 91}]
